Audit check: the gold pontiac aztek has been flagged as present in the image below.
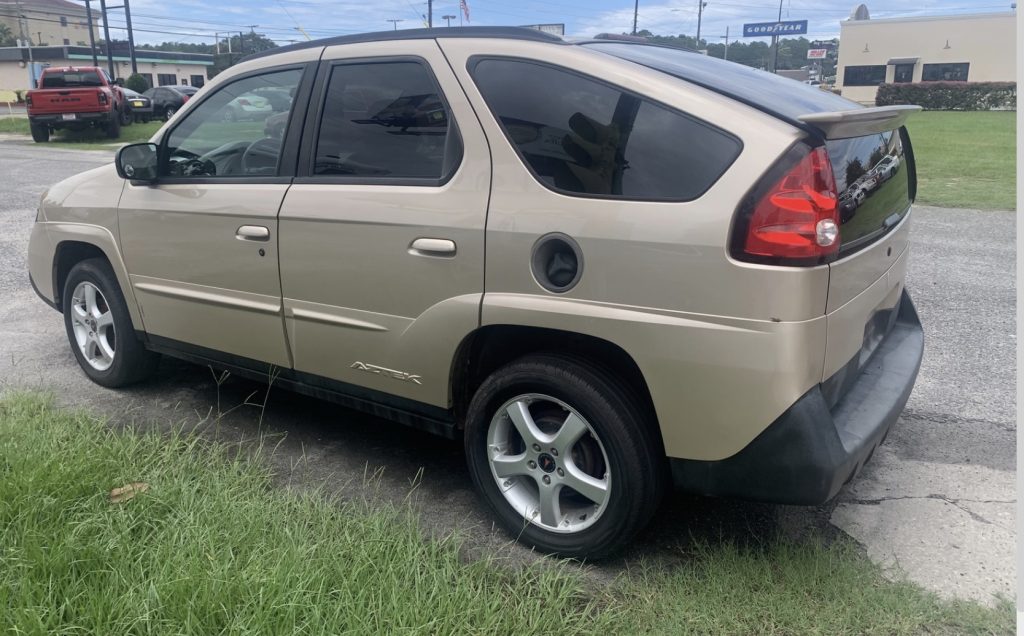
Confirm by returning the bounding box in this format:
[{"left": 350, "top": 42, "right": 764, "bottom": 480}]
[{"left": 28, "top": 28, "right": 924, "bottom": 557}]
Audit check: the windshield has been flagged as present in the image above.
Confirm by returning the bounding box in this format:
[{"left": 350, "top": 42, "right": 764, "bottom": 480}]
[{"left": 40, "top": 71, "right": 103, "bottom": 88}]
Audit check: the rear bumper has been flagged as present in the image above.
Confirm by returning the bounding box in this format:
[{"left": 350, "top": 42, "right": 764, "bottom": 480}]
[
  {"left": 670, "top": 290, "right": 923, "bottom": 505},
  {"left": 30, "top": 112, "right": 111, "bottom": 125}
]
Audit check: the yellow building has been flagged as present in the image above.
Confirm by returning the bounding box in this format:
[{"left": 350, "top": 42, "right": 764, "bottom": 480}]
[
  {"left": 0, "top": 0, "right": 101, "bottom": 48},
  {"left": 836, "top": 6, "right": 1017, "bottom": 105}
]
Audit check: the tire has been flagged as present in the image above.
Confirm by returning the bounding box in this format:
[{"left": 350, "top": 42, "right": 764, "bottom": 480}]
[
  {"left": 30, "top": 122, "right": 49, "bottom": 143},
  {"left": 105, "top": 111, "right": 121, "bottom": 139},
  {"left": 222, "top": 108, "right": 236, "bottom": 123},
  {"left": 164, "top": 106, "right": 177, "bottom": 121},
  {"left": 62, "top": 258, "right": 160, "bottom": 387},
  {"left": 464, "top": 354, "right": 665, "bottom": 559},
  {"left": 120, "top": 107, "right": 133, "bottom": 126}
]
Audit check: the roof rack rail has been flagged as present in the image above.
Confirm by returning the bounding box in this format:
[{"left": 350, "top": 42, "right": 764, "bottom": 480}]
[
  {"left": 241, "top": 26, "right": 565, "bottom": 63},
  {"left": 592, "top": 33, "right": 650, "bottom": 42}
]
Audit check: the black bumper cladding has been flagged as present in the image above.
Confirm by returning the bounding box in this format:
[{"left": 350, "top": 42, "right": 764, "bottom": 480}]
[{"left": 670, "top": 290, "right": 924, "bottom": 505}]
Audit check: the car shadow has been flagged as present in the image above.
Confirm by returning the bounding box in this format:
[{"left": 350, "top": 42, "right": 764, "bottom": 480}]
[{"left": 120, "top": 356, "right": 837, "bottom": 572}]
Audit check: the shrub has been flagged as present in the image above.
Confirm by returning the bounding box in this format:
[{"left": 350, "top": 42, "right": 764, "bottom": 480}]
[
  {"left": 14, "top": 89, "right": 25, "bottom": 103},
  {"left": 124, "top": 73, "right": 150, "bottom": 93},
  {"left": 876, "top": 81, "right": 1016, "bottom": 110}
]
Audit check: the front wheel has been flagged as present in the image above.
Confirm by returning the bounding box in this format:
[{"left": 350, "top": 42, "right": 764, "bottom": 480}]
[
  {"left": 62, "top": 258, "right": 159, "bottom": 387},
  {"left": 464, "top": 354, "right": 665, "bottom": 559}
]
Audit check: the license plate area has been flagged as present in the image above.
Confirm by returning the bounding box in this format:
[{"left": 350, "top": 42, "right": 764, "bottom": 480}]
[{"left": 61, "top": 113, "right": 77, "bottom": 121}]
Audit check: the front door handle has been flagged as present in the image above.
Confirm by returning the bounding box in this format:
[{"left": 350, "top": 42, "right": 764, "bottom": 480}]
[
  {"left": 236, "top": 225, "right": 270, "bottom": 242},
  {"left": 409, "top": 238, "right": 456, "bottom": 257}
]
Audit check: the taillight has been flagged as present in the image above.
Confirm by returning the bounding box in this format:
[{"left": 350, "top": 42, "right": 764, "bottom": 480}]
[
  {"left": 182, "top": 94, "right": 190, "bottom": 103},
  {"left": 25, "top": 94, "right": 32, "bottom": 106},
  {"left": 237, "top": 98, "right": 250, "bottom": 106},
  {"left": 732, "top": 144, "right": 840, "bottom": 265},
  {"left": 98, "top": 90, "right": 108, "bottom": 105}
]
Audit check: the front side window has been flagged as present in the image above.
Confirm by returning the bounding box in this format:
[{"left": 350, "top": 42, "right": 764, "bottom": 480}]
[
  {"left": 922, "top": 63, "right": 969, "bottom": 82},
  {"left": 313, "top": 61, "right": 460, "bottom": 180},
  {"left": 843, "top": 65, "right": 886, "bottom": 87},
  {"left": 162, "top": 68, "right": 302, "bottom": 178},
  {"left": 470, "top": 58, "right": 740, "bottom": 200}
]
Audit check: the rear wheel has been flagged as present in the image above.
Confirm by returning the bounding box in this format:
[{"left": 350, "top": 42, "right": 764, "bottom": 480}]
[
  {"left": 30, "top": 122, "right": 49, "bottom": 143},
  {"left": 464, "top": 354, "right": 665, "bottom": 559},
  {"left": 62, "top": 258, "right": 159, "bottom": 387},
  {"left": 120, "top": 107, "right": 133, "bottom": 126},
  {"left": 105, "top": 112, "right": 121, "bottom": 139},
  {"left": 164, "top": 106, "right": 177, "bottom": 121}
]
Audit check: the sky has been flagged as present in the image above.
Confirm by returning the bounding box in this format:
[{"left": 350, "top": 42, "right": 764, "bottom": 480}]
[{"left": 88, "top": 0, "right": 1016, "bottom": 47}]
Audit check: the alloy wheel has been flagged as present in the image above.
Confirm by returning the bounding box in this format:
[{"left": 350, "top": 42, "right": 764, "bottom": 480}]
[
  {"left": 69, "top": 281, "right": 116, "bottom": 371},
  {"left": 486, "top": 393, "right": 611, "bottom": 533}
]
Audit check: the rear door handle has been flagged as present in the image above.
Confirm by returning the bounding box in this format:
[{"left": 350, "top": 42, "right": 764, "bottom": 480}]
[
  {"left": 409, "top": 238, "right": 456, "bottom": 257},
  {"left": 236, "top": 225, "right": 270, "bottom": 242}
]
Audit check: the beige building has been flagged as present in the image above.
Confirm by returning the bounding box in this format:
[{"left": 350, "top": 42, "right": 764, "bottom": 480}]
[
  {"left": 0, "top": 45, "right": 213, "bottom": 91},
  {"left": 836, "top": 7, "right": 1017, "bottom": 105},
  {"left": 0, "top": 0, "right": 100, "bottom": 48}
]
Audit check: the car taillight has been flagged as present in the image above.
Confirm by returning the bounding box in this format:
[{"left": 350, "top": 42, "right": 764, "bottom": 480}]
[
  {"left": 98, "top": 90, "right": 108, "bottom": 105},
  {"left": 732, "top": 144, "right": 840, "bottom": 265},
  {"left": 238, "top": 98, "right": 250, "bottom": 106},
  {"left": 25, "top": 94, "right": 32, "bottom": 106},
  {"left": 182, "top": 94, "right": 190, "bottom": 103}
]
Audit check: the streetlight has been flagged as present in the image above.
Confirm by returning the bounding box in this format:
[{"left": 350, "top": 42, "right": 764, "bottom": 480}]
[{"left": 442, "top": 14, "right": 457, "bottom": 27}]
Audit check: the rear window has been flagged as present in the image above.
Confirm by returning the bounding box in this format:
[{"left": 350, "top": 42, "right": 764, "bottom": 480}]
[
  {"left": 584, "top": 42, "right": 858, "bottom": 123},
  {"left": 470, "top": 57, "right": 740, "bottom": 201},
  {"left": 829, "top": 129, "right": 911, "bottom": 253},
  {"left": 40, "top": 71, "right": 103, "bottom": 88}
]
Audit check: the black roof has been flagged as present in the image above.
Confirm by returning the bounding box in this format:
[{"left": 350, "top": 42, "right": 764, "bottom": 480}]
[{"left": 241, "top": 26, "right": 565, "bottom": 62}]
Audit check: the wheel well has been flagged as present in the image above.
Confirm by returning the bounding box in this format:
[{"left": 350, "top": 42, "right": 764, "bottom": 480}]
[
  {"left": 52, "top": 241, "right": 108, "bottom": 311},
  {"left": 451, "top": 325, "right": 661, "bottom": 437}
]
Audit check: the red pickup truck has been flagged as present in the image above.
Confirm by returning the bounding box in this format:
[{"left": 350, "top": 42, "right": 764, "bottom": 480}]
[{"left": 26, "top": 66, "right": 129, "bottom": 142}]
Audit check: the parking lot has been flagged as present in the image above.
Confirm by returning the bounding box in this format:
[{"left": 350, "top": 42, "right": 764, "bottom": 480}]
[{"left": 0, "top": 140, "right": 1014, "bottom": 605}]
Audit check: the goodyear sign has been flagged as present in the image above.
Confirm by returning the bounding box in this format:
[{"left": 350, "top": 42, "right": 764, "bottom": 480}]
[{"left": 742, "top": 20, "right": 808, "bottom": 37}]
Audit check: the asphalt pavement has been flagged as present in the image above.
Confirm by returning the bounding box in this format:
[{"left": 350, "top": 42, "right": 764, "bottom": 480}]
[{"left": 0, "top": 140, "right": 1015, "bottom": 605}]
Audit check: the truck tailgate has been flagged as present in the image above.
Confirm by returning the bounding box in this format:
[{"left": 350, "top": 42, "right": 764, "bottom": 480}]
[{"left": 31, "top": 89, "right": 106, "bottom": 114}]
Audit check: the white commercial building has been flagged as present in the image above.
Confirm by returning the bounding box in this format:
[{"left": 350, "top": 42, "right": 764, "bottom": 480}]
[{"left": 835, "top": 7, "right": 1017, "bottom": 105}]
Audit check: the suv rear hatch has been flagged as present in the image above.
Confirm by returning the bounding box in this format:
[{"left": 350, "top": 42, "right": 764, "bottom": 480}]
[
  {"left": 586, "top": 41, "right": 919, "bottom": 384},
  {"left": 30, "top": 70, "right": 109, "bottom": 114}
]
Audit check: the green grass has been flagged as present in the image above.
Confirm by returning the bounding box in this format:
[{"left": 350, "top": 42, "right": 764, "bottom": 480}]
[
  {"left": 0, "top": 393, "right": 1014, "bottom": 634},
  {"left": 0, "top": 117, "right": 162, "bottom": 149},
  {"left": 905, "top": 111, "right": 1016, "bottom": 210}
]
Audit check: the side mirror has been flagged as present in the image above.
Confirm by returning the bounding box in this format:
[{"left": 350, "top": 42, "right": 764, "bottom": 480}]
[
  {"left": 115, "top": 143, "right": 158, "bottom": 183},
  {"left": 115, "top": 77, "right": 125, "bottom": 86}
]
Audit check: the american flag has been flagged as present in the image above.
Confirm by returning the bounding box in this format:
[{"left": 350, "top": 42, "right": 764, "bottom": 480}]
[{"left": 460, "top": 0, "right": 470, "bottom": 22}]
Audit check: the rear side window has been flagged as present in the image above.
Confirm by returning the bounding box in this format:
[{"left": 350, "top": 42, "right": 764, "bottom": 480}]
[
  {"left": 41, "top": 71, "right": 103, "bottom": 88},
  {"left": 313, "top": 61, "right": 460, "bottom": 180},
  {"left": 470, "top": 58, "right": 740, "bottom": 201}
]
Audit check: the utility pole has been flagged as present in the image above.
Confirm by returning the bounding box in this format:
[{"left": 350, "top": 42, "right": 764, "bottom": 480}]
[
  {"left": 719, "top": 26, "right": 729, "bottom": 60},
  {"left": 98, "top": 0, "right": 115, "bottom": 79},
  {"left": 84, "top": 0, "right": 98, "bottom": 65},
  {"left": 772, "top": 0, "right": 783, "bottom": 73},
  {"left": 696, "top": 0, "right": 707, "bottom": 48},
  {"left": 386, "top": 18, "right": 403, "bottom": 30},
  {"left": 427, "top": 0, "right": 432, "bottom": 27},
  {"left": 123, "top": 0, "right": 137, "bottom": 75},
  {"left": 215, "top": 32, "right": 220, "bottom": 55},
  {"left": 442, "top": 14, "right": 456, "bottom": 27},
  {"left": 632, "top": 0, "right": 638, "bottom": 34},
  {"left": 14, "top": 0, "right": 34, "bottom": 83}
]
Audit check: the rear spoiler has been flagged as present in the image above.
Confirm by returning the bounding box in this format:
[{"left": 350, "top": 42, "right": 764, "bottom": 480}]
[{"left": 799, "top": 105, "right": 922, "bottom": 140}]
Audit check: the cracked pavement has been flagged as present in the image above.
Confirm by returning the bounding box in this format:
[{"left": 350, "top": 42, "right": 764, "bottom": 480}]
[{"left": 0, "top": 142, "right": 1015, "bottom": 605}]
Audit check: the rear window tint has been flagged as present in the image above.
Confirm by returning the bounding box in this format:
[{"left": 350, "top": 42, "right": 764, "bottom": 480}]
[
  {"left": 829, "top": 130, "right": 911, "bottom": 252},
  {"left": 470, "top": 58, "right": 740, "bottom": 201},
  {"left": 585, "top": 42, "right": 858, "bottom": 123},
  {"left": 41, "top": 71, "right": 103, "bottom": 88}
]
